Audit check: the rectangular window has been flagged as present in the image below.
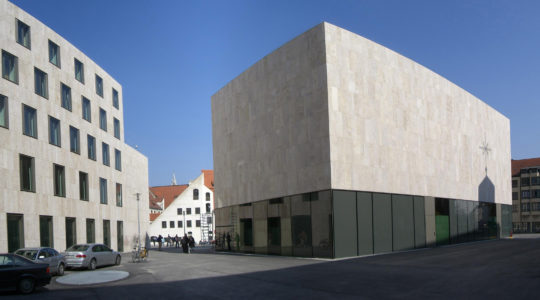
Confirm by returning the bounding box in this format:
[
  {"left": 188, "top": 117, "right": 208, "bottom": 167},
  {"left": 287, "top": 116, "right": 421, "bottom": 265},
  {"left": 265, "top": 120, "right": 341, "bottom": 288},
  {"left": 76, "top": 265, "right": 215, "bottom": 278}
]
[
  {"left": 532, "top": 177, "right": 540, "bottom": 186},
  {"left": 87, "top": 135, "right": 96, "bottom": 160},
  {"left": 522, "top": 191, "right": 530, "bottom": 199},
  {"left": 195, "top": 207, "right": 200, "bottom": 214},
  {"left": 2, "top": 50, "right": 19, "bottom": 83},
  {"left": 34, "top": 67, "right": 48, "bottom": 98},
  {"left": 117, "top": 221, "right": 124, "bottom": 252},
  {"left": 53, "top": 164, "right": 66, "bottom": 197},
  {"left": 521, "top": 203, "right": 530, "bottom": 212},
  {"left": 103, "top": 220, "right": 110, "bottom": 247},
  {"left": 196, "top": 220, "right": 201, "bottom": 227},
  {"left": 79, "top": 172, "right": 89, "bottom": 201},
  {"left": 39, "top": 215, "right": 54, "bottom": 247},
  {"left": 102, "top": 142, "right": 110, "bottom": 166},
  {"left": 186, "top": 208, "right": 192, "bottom": 215},
  {"left": 99, "top": 108, "right": 107, "bottom": 131},
  {"left": 512, "top": 179, "right": 518, "bottom": 188},
  {"left": 7, "top": 214, "right": 24, "bottom": 253},
  {"left": 100, "top": 177, "right": 108, "bottom": 204},
  {"left": 170, "top": 221, "right": 175, "bottom": 228},
  {"left": 69, "top": 126, "right": 80, "bottom": 154},
  {"left": 16, "top": 20, "right": 31, "bottom": 49},
  {"left": 512, "top": 192, "right": 518, "bottom": 201},
  {"left": 112, "top": 88, "right": 119, "bottom": 109},
  {"left": 48, "top": 40, "right": 60, "bottom": 67},
  {"left": 206, "top": 203, "right": 211, "bottom": 213},
  {"left": 0, "top": 94, "right": 8, "bottom": 128},
  {"left": 74, "top": 58, "right": 84, "bottom": 83},
  {"left": 116, "top": 183, "right": 122, "bottom": 207},
  {"left": 48, "top": 116, "right": 60, "bottom": 146},
  {"left": 22, "top": 104, "right": 37, "bottom": 138},
  {"left": 95, "top": 74, "right": 103, "bottom": 97},
  {"left": 187, "top": 220, "right": 192, "bottom": 228},
  {"left": 65, "top": 217, "right": 77, "bottom": 249},
  {"left": 178, "top": 221, "right": 183, "bottom": 228},
  {"left": 61, "top": 83, "right": 71, "bottom": 111},
  {"left": 86, "top": 218, "right": 95, "bottom": 243},
  {"left": 522, "top": 178, "right": 530, "bottom": 186},
  {"left": 115, "top": 149, "right": 121, "bottom": 171},
  {"left": 206, "top": 192, "right": 210, "bottom": 201},
  {"left": 513, "top": 204, "right": 518, "bottom": 213},
  {"left": 19, "top": 154, "right": 35, "bottom": 192},
  {"left": 113, "top": 118, "right": 120, "bottom": 139},
  {"left": 82, "top": 97, "right": 91, "bottom": 122},
  {"left": 162, "top": 221, "right": 166, "bottom": 228},
  {"left": 177, "top": 208, "right": 183, "bottom": 215}
]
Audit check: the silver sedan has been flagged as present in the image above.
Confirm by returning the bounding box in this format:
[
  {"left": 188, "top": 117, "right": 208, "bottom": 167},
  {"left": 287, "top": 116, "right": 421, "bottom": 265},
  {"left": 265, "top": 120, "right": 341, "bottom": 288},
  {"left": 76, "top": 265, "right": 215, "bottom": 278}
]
[
  {"left": 63, "top": 244, "right": 121, "bottom": 270},
  {"left": 14, "top": 247, "right": 66, "bottom": 276}
]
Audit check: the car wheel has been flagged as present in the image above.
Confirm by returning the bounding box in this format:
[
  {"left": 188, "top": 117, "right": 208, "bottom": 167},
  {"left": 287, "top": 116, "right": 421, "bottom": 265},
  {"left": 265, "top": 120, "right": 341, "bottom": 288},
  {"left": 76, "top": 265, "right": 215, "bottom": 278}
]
[
  {"left": 18, "top": 278, "right": 35, "bottom": 294},
  {"left": 57, "top": 263, "right": 65, "bottom": 276},
  {"left": 115, "top": 255, "right": 121, "bottom": 265},
  {"left": 89, "top": 258, "right": 97, "bottom": 270}
]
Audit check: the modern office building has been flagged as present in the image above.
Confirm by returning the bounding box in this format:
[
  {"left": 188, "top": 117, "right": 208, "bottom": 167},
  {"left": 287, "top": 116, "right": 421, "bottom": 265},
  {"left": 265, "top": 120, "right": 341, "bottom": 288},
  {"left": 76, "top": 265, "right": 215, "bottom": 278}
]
[
  {"left": 148, "top": 170, "right": 214, "bottom": 243},
  {"left": 0, "top": 0, "right": 149, "bottom": 253},
  {"left": 511, "top": 158, "right": 540, "bottom": 233},
  {"left": 211, "top": 22, "right": 512, "bottom": 258}
]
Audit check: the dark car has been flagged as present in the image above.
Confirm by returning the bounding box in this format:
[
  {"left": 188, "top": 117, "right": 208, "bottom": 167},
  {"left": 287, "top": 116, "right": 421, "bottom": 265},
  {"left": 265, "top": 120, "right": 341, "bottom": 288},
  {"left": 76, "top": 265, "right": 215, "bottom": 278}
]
[
  {"left": 0, "top": 253, "right": 51, "bottom": 294},
  {"left": 15, "top": 247, "right": 66, "bottom": 276}
]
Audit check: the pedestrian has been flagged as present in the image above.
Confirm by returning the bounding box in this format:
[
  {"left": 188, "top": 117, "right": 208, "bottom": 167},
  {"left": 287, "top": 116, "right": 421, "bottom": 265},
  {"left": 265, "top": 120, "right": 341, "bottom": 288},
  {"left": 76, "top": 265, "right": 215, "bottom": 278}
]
[
  {"left": 189, "top": 236, "right": 195, "bottom": 254},
  {"left": 181, "top": 234, "right": 189, "bottom": 253},
  {"left": 226, "top": 233, "right": 232, "bottom": 251},
  {"left": 167, "top": 234, "right": 172, "bottom": 247},
  {"left": 158, "top": 234, "right": 163, "bottom": 251},
  {"left": 175, "top": 234, "right": 180, "bottom": 248}
]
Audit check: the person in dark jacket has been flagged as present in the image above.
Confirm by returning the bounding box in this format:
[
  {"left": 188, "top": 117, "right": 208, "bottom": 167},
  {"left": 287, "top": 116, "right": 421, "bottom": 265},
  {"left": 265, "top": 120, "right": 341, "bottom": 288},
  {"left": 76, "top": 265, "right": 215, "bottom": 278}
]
[
  {"left": 158, "top": 234, "right": 163, "bottom": 251},
  {"left": 181, "top": 234, "right": 189, "bottom": 253},
  {"left": 226, "top": 233, "right": 232, "bottom": 251},
  {"left": 188, "top": 236, "right": 195, "bottom": 254}
]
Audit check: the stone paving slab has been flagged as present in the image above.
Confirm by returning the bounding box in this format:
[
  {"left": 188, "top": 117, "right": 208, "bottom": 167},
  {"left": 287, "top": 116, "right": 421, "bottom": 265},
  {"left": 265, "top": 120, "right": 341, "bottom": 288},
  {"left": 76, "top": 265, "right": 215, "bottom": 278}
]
[{"left": 56, "top": 270, "right": 129, "bottom": 285}]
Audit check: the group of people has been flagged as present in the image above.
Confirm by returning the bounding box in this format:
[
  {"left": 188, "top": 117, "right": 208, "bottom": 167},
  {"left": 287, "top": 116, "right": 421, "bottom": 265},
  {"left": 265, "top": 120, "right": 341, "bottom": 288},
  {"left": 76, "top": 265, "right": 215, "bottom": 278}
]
[{"left": 156, "top": 234, "right": 195, "bottom": 253}]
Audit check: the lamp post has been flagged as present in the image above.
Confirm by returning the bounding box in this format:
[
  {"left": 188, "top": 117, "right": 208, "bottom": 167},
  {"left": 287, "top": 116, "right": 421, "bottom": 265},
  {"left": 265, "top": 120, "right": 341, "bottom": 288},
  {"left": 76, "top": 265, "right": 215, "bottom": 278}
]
[
  {"left": 183, "top": 211, "right": 186, "bottom": 235},
  {"left": 136, "top": 193, "right": 141, "bottom": 251}
]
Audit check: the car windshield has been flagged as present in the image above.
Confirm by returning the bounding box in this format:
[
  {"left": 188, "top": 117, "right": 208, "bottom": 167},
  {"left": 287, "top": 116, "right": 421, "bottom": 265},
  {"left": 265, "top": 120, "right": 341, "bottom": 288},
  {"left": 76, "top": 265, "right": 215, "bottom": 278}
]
[
  {"left": 67, "top": 245, "right": 89, "bottom": 251},
  {"left": 14, "top": 249, "right": 38, "bottom": 260}
]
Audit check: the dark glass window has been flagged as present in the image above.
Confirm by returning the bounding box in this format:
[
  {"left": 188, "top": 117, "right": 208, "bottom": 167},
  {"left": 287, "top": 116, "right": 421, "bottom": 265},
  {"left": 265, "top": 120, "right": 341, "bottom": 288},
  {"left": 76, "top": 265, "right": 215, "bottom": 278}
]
[
  {"left": 522, "top": 178, "right": 530, "bottom": 186},
  {"left": 48, "top": 40, "right": 60, "bottom": 67},
  {"left": 116, "top": 183, "right": 122, "bottom": 207},
  {"left": 100, "top": 177, "right": 107, "bottom": 204},
  {"left": 512, "top": 192, "right": 518, "bottom": 201},
  {"left": 196, "top": 220, "right": 201, "bottom": 227},
  {"left": 87, "top": 135, "right": 96, "bottom": 160},
  {"left": 65, "top": 217, "right": 77, "bottom": 249},
  {"left": 512, "top": 179, "right": 518, "bottom": 188},
  {"left": 114, "top": 149, "right": 121, "bottom": 171},
  {"left": 0, "top": 94, "right": 8, "bottom": 128},
  {"left": 23, "top": 104, "right": 37, "bottom": 138},
  {"left": 206, "top": 203, "right": 211, "bottom": 213},
  {"left": 70, "top": 126, "right": 80, "bottom": 154},
  {"left": 532, "top": 177, "right": 540, "bottom": 186},
  {"left": 95, "top": 75, "right": 103, "bottom": 97},
  {"left": 61, "top": 83, "right": 71, "bottom": 111},
  {"left": 48, "top": 116, "right": 61, "bottom": 146},
  {"left": 114, "top": 118, "right": 120, "bottom": 139},
  {"left": 102, "top": 143, "right": 110, "bottom": 166},
  {"left": 177, "top": 208, "right": 183, "bottom": 215},
  {"left": 195, "top": 207, "right": 200, "bottom": 214},
  {"left": 86, "top": 219, "right": 95, "bottom": 243},
  {"left": 16, "top": 20, "right": 31, "bottom": 48},
  {"left": 240, "top": 219, "right": 253, "bottom": 246},
  {"left": 206, "top": 192, "right": 210, "bottom": 201},
  {"left": 178, "top": 221, "right": 183, "bottom": 228},
  {"left": 99, "top": 108, "right": 107, "bottom": 131},
  {"left": 187, "top": 220, "right": 192, "bottom": 228},
  {"left": 186, "top": 208, "right": 192, "bottom": 215},
  {"left": 34, "top": 67, "right": 48, "bottom": 98},
  {"left": 82, "top": 97, "right": 91, "bottom": 122},
  {"left": 79, "top": 172, "right": 89, "bottom": 201},
  {"left": 113, "top": 88, "right": 119, "bottom": 109},
  {"left": 117, "top": 221, "right": 124, "bottom": 252},
  {"left": 53, "top": 164, "right": 65, "bottom": 197},
  {"left": 2, "top": 50, "right": 18, "bottom": 83},
  {"left": 193, "top": 189, "right": 199, "bottom": 200},
  {"left": 103, "top": 220, "right": 110, "bottom": 247},
  {"left": 162, "top": 221, "right": 166, "bottom": 228},
  {"left": 19, "top": 154, "right": 35, "bottom": 192},
  {"left": 7, "top": 214, "right": 24, "bottom": 253},
  {"left": 521, "top": 203, "right": 530, "bottom": 212},
  {"left": 522, "top": 191, "right": 530, "bottom": 199},
  {"left": 39, "top": 216, "right": 53, "bottom": 248},
  {"left": 170, "top": 221, "right": 175, "bottom": 228},
  {"left": 74, "top": 58, "right": 84, "bottom": 83}
]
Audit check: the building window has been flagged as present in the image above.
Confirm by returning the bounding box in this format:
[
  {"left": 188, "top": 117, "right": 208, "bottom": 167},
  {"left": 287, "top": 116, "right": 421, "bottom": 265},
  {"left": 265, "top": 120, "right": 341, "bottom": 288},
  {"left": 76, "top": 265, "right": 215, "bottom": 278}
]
[
  {"left": 196, "top": 220, "right": 201, "bottom": 227},
  {"left": 48, "top": 40, "right": 60, "bottom": 67},
  {"left": 178, "top": 221, "right": 183, "bottom": 228},
  {"left": 116, "top": 183, "right": 122, "bottom": 207},
  {"left": 7, "top": 214, "right": 24, "bottom": 253},
  {"left": 66, "top": 217, "right": 77, "bottom": 248},
  {"left": 82, "top": 96, "right": 91, "bottom": 122},
  {"left": 16, "top": 19, "right": 31, "bottom": 48},
  {"left": 522, "top": 178, "right": 530, "bottom": 187},
  {"left": 48, "top": 116, "right": 61, "bottom": 147},
  {"left": 34, "top": 67, "right": 48, "bottom": 98},
  {"left": 193, "top": 189, "right": 199, "bottom": 200},
  {"left": 522, "top": 191, "right": 530, "bottom": 199},
  {"left": 0, "top": 94, "right": 8, "bottom": 128},
  {"left": 532, "top": 177, "right": 540, "bottom": 186},
  {"left": 19, "top": 154, "right": 35, "bottom": 192},
  {"left": 162, "top": 221, "right": 166, "bottom": 228},
  {"left": 39, "top": 216, "right": 53, "bottom": 247},
  {"left": 70, "top": 126, "right": 80, "bottom": 154},
  {"left": 512, "top": 192, "right": 518, "bottom": 201},
  {"left": 86, "top": 218, "right": 95, "bottom": 243},
  {"left": 195, "top": 207, "right": 200, "bottom": 214},
  {"left": 102, "top": 142, "right": 110, "bottom": 166},
  {"left": 206, "top": 192, "right": 210, "bottom": 201},
  {"left": 87, "top": 134, "right": 96, "bottom": 160},
  {"left": 113, "top": 118, "right": 120, "bottom": 139},
  {"left": 95, "top": 74, "right": 103, "bottom": 97},
  {"left": 521, "top": 203, "right": 530, "bottom": 212},
  {"left": 2, "top": 50, "right": 18, "bottom": 83},
  {"left": 103, "top": 220, "right": 110, "bottom": 247},
  {"left": 100, "top": 177, "right": 107, "bottom": 204},
  {"left": 113, "top": 88, "right": 119, "bottom": 109},
  {"left": 206, "top": 203, "right": 211, "bottom": 213},
  {"left": 513, "top": 204, "right": 518, "bottom": 212},
  {"left": 187, "top": 220, "right": 192, "bottom": 228},
  {"left": 99, "top": 108, "right": 107, "bottom": 131},
  {"left": 61, "top": 83, "right": 71, "bottom": 111},
  {"left": 115, "top": 149, "right": 121, "bottom": 171},
  {"left": 117, "top": 220, "right": 124, "bottom": 252},
  {"left": 23, "top": 104, "right": 37, "bottom": 138},
  {"left": 177, "top": 208, "right": 183, "bottom": 215},
  {"left": 74, "top": 58, "right": 84, "bottom": 83},
  {"left": 170, "top": 221, "right": 175, "bottom": 228},
  {"left": 533, "top": 189, "right": 540, "bottom": 199},
  {"left": 53, "top": 164, "right": 65, "bottom": 197},
  {"left": 186, "top": 208, "right": 192, "bottom": 215},
  {"left": 79, "top": 172, "right": 89, "bottom": 201},
  {"left": 512, "top": 179, "right": 518, "bottom": 188}
]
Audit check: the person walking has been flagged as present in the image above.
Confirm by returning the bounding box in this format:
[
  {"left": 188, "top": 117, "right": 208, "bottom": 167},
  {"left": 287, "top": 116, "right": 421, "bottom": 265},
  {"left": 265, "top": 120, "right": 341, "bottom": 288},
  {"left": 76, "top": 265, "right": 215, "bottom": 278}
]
[
  {"left": 181, "top": 234, "right": 189, "bottom": 254},
  {"left": 158, "top": 234, "right": 163, "bottom": 251},
  {"left": 226, "top": 233, "right": 232, "bottom": 251},
  {"left": 188, "top": 236, "right": 195, "bottom": 254},
  {"left": 175, "top": 234, "right": 180, "bottom": 248}
]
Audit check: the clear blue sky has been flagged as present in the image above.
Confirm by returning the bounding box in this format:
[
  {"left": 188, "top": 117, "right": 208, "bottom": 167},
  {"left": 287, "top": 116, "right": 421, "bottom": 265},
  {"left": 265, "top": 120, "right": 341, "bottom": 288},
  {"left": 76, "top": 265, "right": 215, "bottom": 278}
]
[{"left": 12, "top": 0, "right": 540, "bottom": 186}]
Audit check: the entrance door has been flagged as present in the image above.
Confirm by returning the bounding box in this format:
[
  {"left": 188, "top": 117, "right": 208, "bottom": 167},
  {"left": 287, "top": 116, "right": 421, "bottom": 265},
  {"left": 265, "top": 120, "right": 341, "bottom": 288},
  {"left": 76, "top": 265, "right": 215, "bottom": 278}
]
[
  {"left": 435, "top": 198, "right": 450, "bottom": 245},
  {"left": 267, "top": 217, "right": 281, "bottom": 255}
]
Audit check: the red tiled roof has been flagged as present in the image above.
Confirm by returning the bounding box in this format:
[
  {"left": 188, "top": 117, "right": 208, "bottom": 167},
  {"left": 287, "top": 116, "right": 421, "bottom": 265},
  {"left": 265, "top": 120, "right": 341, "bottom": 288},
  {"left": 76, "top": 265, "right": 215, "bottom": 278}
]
[
  {"left": 202, "top": 170, "right": 214, "bottom": 191},
  {"left": 149, "top": 185, "right": 188, "bottom": 210},
  {"left": 149, "top": 190, "right": 163, "bottom": 210},
  {"left": 150, "top": 212, "right": 161, "bottom": 222},
  {"left": 512, "top": 158, "right": 540, "bottom": 176}
]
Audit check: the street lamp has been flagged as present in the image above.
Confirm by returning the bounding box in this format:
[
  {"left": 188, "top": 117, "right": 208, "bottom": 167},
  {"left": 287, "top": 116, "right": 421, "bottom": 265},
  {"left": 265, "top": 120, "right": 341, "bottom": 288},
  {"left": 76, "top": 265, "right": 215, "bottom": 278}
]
[
  {"left": 183, "top": 211, "right": 186, "bottom": 235},
  {"left": 136, "top": 193, "right": 141, "bottom": 251}
]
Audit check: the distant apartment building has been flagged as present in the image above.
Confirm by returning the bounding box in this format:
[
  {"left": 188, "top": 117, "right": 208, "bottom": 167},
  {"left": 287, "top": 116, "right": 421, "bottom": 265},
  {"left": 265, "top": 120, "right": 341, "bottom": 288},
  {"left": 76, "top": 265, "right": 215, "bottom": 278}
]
[
  {"left": 148, "top": 171, "right": 214, "bottom": 243},
  {"left": 512, "top": 158, "right": 540, "bottom": 233},
  {"left": 0, "top": 0, "right": 149, "bottom": 253}
]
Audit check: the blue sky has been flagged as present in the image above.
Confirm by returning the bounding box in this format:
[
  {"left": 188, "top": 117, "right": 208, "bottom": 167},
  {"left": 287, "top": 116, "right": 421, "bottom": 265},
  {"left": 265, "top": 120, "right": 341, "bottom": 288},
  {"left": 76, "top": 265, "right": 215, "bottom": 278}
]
[{"left": 13, "top": 0, "right": 540, "bottom": 186}]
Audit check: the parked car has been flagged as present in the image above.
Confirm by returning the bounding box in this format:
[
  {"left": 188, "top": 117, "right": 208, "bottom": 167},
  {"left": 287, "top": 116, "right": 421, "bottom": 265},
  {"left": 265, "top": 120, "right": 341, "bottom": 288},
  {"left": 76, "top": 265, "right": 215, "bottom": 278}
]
[
  {"left": 63, "top": 244, "right": 121, "bottom": 270},
  {"left": 0, "top": 253, "right": 51, "bottom": 294},
  {"left": 14, "top": 247, "right": 66, "bottom": 276}
]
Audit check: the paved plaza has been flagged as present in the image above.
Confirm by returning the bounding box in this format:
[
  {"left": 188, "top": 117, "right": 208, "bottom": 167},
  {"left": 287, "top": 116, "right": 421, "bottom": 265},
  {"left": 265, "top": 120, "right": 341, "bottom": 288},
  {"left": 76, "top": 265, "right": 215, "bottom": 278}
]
[{"left": 4, "top": 236, "right": 540, "bottom": 299}]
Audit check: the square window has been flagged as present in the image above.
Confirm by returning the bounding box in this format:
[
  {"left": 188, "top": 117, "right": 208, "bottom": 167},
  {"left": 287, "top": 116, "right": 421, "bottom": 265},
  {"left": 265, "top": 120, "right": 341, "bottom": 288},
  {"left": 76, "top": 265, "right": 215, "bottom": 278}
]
[
  {"left": 22, "top": 104, "right": 37, "bottom": 138},
  {"left": 112, "top": 88, "right": 119, "bottom": 109},
  {"left": 79, "top": 172, "right": 89, "bottom": 201},
  {"left": 114, "top": 149, "right": 121, "bottom": 171},
  {"left": 95, "top": 75, "right": 103, "bottom": 97},
  {"left": 87, "top": 135, "right": 96, "bottom": 160},
  {"left": 0, "top": 94, "right": 8, "bottom": 128},
  {"left": 99, "top": 178, "right": 107, "bottom": 204},
  {"left": 170, "top": 221, "right": 175, "bottom": 228},
  {"left": 186, "top": 208, "right": 192, "bottom": 215},
  {"left": 99, "top": 108, "right": 107, "bottom": 131},
  {"left": 82, "top": 97, "right": 91, "bottom": 122},
  {"left": 116, "top": 183, "right": 122, "bottom": 207},
  {"left": 53, "top": 164, "right": 65, "bottom": 197},
  {"left": 34, "top": 67, "right": 48, "bottom": 98},
  {"left": 102, "top": 142, "right": 110, "bottom": 166},
  {"left": 19, "top": 154, "right": 35, "bottom": 192},
  {"left": 48, "top": 116, "right": 61, "bottom": 146},
  {"left": 61, "top": 83, "right": 71, "bottom": 111},
  {"left": 16, "top": 20, "right": 31, "bottom": 49},
  {"left": 196, "top": 220, "right": 201, "bottom": 227},
  {"left": 74, "top": 58, "right": 84, "bottom": 83},
  {"left": 177, "top": 208, "right": 183, "bottom": 215},
  {"left": 70, "top": 126, "right": 80, "bottom": 154},
  {"left": 113, "top": 118, "right": 120, "bottom": 139},
  {"left": 48, "top": 40, "right": 60, "bottom": 67},
  {"left": 2, "top": 50, "right": 19, "bottom": 84}
]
